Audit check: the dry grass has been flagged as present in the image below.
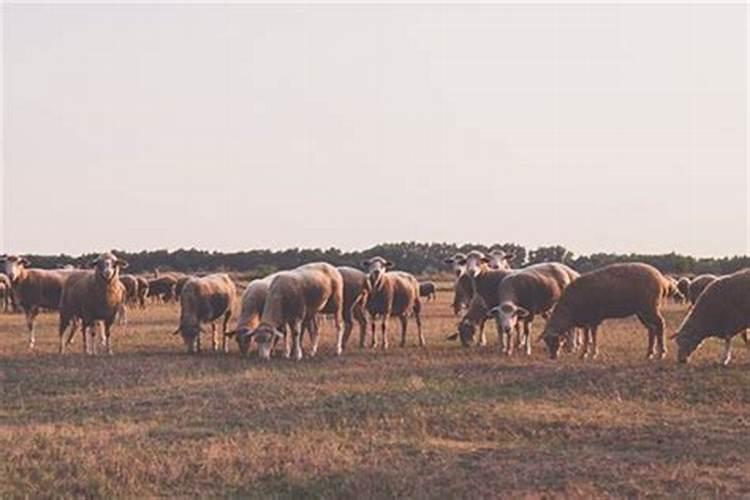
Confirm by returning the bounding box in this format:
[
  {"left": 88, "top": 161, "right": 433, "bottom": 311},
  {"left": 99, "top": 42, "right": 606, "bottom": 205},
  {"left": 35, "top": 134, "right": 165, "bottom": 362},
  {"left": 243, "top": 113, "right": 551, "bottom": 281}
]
[{"left": 1, "top": 288, "right": 750, "bottom": 498}]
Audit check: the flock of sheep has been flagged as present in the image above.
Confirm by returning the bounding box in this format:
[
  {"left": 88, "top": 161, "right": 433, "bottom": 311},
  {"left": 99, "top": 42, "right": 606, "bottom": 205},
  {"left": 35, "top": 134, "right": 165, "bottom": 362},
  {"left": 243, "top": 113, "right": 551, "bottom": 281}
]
[{"left": 1, "top": 249, "right": 749, "bottom": 365}]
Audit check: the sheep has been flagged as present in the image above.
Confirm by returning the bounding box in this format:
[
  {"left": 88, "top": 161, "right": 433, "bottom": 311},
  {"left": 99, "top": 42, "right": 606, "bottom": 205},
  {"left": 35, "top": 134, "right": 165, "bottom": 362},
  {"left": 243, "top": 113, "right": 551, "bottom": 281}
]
[
  {"left": 225, "top": 273, "right": 279, "bottom": 356},
  {"left": 487, "top": 263, "right": 579, "bottom": 355},
  {"left": 172, "top": 273, "right": 237, "bottom": 354},
  {"left": 119, "top": 274, "right": 139, "bottom": 304},
  {"left": 673, "top": 269, "right": 750, "bottom": 365},
  {"left": 337, "top": 266, "right": 370, "bottom": 350},
  {"left": 688, "top": 274, "right": 718, "bottom": 305},
  {"left": 444, "top": 253, "right": 472, "bottom": 316},
  {"left": 147, "top": 275, "right": 178, "bottom": 303},
  {"left": 418, "top": 281, "right": 437, "bottom": 302},
  {"left": 676, "top": 276, "right": 691, "bottom": 303},
  {"left": 58, "top": 253, "right": 129, "bottom": 355},
  {"left": 174, "top": 275, "right": 191, "bottom": 300},
  {"left": 0, "top": 255, "right": 76, "bottom": 348},
  {"left": 135, "top": 276, "right": 149, "bottom": 308},
  {"left": 237, "top": 262, "right": 344, "bottom": 361},
  {"left": 0, "top": 274, "right": 11, "bottom": 312},
  {"left": 539, "top": 262, "right": 670, "bottom": 361},
  {"left": 362, "top": 257, "right": 424, "bottom": 349},
  {"left": 486, "top": 248, "right": 514, "bottom": 270},
  {"left": 447, "top": 268, "right": 512, "bottom": 347}
]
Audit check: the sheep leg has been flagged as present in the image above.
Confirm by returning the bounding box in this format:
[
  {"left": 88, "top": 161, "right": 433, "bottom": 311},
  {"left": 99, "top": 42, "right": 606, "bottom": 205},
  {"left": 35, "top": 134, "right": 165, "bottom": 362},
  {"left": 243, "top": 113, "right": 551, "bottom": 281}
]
[
  {"left": 334, "top": 314, "right": 344, "bottom": 356},
  {"left": 369, "top": 314, "right": 377, "bottom": 348},
  {"left": 25, "top": 308, "right": 39, "bottom": 349},
  {"left": 58, "top": 313, "right": 73, "bottom": 354},
  {"left": 399, "top": 315, "right": 408, "bottom": 347},
  {"left": 381, "top": 315, "right": 389, "bottom": 350},
  {"left": 415, "top": 308, "right": 425, "bottom": 347},
  {"left": 89, "top": 325, "right": 98, "bottom": 355},
  {"left": 580, "top": 328, "right": 591, "bottom": 360},
  {"left": 523, "top": 320, "right": 532, "bottom": 356},
  {"left": 103, "top": 322, "right": 113, "bottom": 355},
  {"left": 291, "top": 321, "right": 303, "bottom": 361},
  {"left": 195, "top": 332, "right": 202, "bottom": 354},
  {"left": 590, "top": 325, "right": 600, "bottom": 359},
  {"left": 720, "top": 338, "right": 732, "bottom": 366},
  {"left": 354, "top": 307, "right": 367, "bottom": 349},
  {"left": 309, "top": 317, "right": 321, "bottom": 357},
  {"left": 478, "top": 318, "right": 487, "bottom": 347},
  {"left": 221, "top": 313, "right": 231, "bottom": 353},
  {"left": 210, "top": 323, "right": 218, "bottom": 352}
]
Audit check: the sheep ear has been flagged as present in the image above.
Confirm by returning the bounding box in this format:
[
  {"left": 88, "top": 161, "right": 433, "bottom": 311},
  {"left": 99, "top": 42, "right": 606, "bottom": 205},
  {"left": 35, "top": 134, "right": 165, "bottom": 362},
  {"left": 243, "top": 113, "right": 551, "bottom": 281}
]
[
  {"left": 385, "top": 261, "right": 394, "bottom": 269},
  {"left": 446, "top": 333, "right": 459, "bottom": 341},
  {"left": 516, "top": 307, "right": 530, "bottom": 319},
  {"left": 486, "top": 306, "right": 501, "bottom": 318},
  {"left": 456, "top": 258, "right": 467, "bottom": 266},
  {"left": 19, "top": 257, "right": 30, "bottom": 267},
  {"left": 361, "top": 260, "right": 371, "bottom": 268},
  {"left": 443, "top": 258, "right": 455, "bottom": 265},
  {"left": 88, "top": 258, "right": 99, "bottom": 268},
  {"left": 117, "top": 259, "right": 129, "bottom": 269}
]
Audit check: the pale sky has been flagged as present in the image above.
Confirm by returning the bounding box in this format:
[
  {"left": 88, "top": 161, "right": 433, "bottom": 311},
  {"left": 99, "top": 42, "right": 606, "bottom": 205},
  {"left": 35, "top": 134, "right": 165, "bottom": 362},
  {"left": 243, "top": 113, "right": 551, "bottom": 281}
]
[{"left": 2, "top": 4, "right": 748, "bottom": 257}]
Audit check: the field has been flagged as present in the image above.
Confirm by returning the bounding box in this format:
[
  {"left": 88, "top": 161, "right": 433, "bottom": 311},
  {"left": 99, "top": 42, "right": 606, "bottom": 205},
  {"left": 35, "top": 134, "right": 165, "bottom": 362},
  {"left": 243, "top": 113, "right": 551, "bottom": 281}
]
[{"left": 1, "top": 287, "right": 750, "bottom": 498}]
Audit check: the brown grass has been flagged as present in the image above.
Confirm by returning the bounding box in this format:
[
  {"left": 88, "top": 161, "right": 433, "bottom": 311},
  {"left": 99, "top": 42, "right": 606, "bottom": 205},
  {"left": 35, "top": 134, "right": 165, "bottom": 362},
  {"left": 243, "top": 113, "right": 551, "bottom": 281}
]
[{"left": 1, "top": 288, "right": 750, "bottom": 498}]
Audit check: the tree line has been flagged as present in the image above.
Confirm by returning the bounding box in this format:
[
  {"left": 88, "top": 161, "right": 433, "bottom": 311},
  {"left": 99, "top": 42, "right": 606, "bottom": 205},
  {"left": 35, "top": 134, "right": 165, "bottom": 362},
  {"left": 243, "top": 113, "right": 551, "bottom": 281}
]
[{"left": 14, "top": 242, "right": 749, "bottom": 278}]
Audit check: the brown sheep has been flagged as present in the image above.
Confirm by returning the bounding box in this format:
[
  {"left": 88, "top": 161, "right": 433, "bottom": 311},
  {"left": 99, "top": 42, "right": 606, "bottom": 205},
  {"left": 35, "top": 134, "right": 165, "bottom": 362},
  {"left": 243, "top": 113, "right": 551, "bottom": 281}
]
[
  {"left": 444, "top": 253, "right": 472, "bottom": 315},
  {"left": 135, "top": 276, "right": 149, "bottom": 308},
  {"left": 688, "top": 274, "right": 718, "bottom": 305},
  {"left": 1, "top": 255, "right": 76, "bottom": 348},
  {"left": 540, "top": 263, "right": 670, "bottom": 361},
  {"left": 0, "top": 274, "right": 11, "bottom": 313},
  {"left": 674, "top": 269, "right": 750, "bottom": 365},
  {"left": 147, "top": 275, "right": 178, "bottom": 303},
  {"left": 447, "top": 268, "right": 511, "bottom": 347},
  {"left": 363, "top": 257, "right": 424, "bottom": 349},
  {"left": 676, "top": 276, "right": 691, "bottom": 303},
  {"left": 58, "top": 253, "right": 128, "bottom": 355},
  {"left": 487, "top": 263, "right": 579, "bottom": 355},
  {"left": 239, "top": 263, "right": 344, "bottom": 361},
  {"left": 119, "top": 274, "right": 139, "bottom": 304},
  {"left": 337, "top": 266, "right": 370, "bottom": 350},
  {"left": 226, "top": 274, "right": 280, "bottom": 356},
  {"left": 418, "top": 281, "right": 437, "bottom": 302},
  {"left": 174, "top": 275, "right": 191, "bottom": 300},
  {"left": 172, "top": 273, "right": 236, "bottom": 354}
]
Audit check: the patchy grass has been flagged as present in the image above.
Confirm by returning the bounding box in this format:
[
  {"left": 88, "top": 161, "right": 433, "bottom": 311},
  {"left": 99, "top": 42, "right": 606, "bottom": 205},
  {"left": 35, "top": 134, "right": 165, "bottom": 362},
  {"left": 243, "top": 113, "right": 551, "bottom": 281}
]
[{"left": 1, "top": 290, "right": 749, "bottom": 498}]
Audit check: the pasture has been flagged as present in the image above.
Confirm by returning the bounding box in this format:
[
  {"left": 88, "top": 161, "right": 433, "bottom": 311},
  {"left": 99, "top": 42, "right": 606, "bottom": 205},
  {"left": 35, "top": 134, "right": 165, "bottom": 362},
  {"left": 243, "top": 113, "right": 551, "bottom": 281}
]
[{"left": 1, "top": 287, "right": 749, "bottom": 498}]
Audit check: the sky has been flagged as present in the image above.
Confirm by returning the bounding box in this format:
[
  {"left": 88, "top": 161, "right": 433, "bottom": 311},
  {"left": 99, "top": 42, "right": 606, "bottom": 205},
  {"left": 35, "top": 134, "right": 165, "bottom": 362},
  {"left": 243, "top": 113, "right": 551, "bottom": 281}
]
[{"left": 2, "top": 4, "right": 748, "bottom": 258}]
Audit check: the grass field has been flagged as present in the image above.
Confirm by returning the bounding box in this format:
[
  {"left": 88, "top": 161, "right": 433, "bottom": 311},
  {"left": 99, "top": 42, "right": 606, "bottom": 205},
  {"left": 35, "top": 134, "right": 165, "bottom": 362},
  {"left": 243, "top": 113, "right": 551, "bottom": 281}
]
[{"left": 1, "top": 288, "right": 749, "bottom": 498}]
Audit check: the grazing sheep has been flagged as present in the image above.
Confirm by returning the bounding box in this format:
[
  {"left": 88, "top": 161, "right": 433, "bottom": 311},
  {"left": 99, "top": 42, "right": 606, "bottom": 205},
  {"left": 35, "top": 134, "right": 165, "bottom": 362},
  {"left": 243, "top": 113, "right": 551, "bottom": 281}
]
[
  {"left": 58, "top": 253, "right": 129, "bottom": 355},
  {"left": 1, "top": 255, "right": 76, "bottom": 348},
  {"left": 444, "top": 253, "right": 473, "bottom": 315},
  {"left": 447, "top": 268, "right": 512, "bottom": 347},
  {"left": 676, "top": 276, "right": 691, "bottom": 303},
  {"left": 487, "top": 263, "right": 579, "bottom": 355},
  {"left": 172, "top": 273, "right": 237, "bottom": 354},
  {"left": 663, "top": 275, "right": 685, "bottom": 303},
  {"left": 540, "top": 262, "right": 670, "bottom": 361},
  {"left": 225, "top": 274, "right": 280, "bottom": 356},
  {"left": 673, "top": 269, "right": 750, "bottom": 365},
  {"left": 239, "top": 262, "right": 345, "bottom": 361},
  {"left": 418, "top": 281, "right": 437, "bottom": 302},
  {"left": 337, "top": 266, "right": 370, "bottom": 350},
  {"left": 363, "top": 257, "right": 424, "bottom": 349},
  {"left": 0, "top": 274, "right": 11, "bottom": 312},
  {"left": 135, "top": 276, "right": 149, "bottom": 308},
  {"left": 120, "top": 274, "right": 138, "bottom": 303},
  {"left": 147, "top": 275, "right": 178, "bottom": 303},
  {"left": 688, "top": 274, "right": 718, "bottom": 305}
]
